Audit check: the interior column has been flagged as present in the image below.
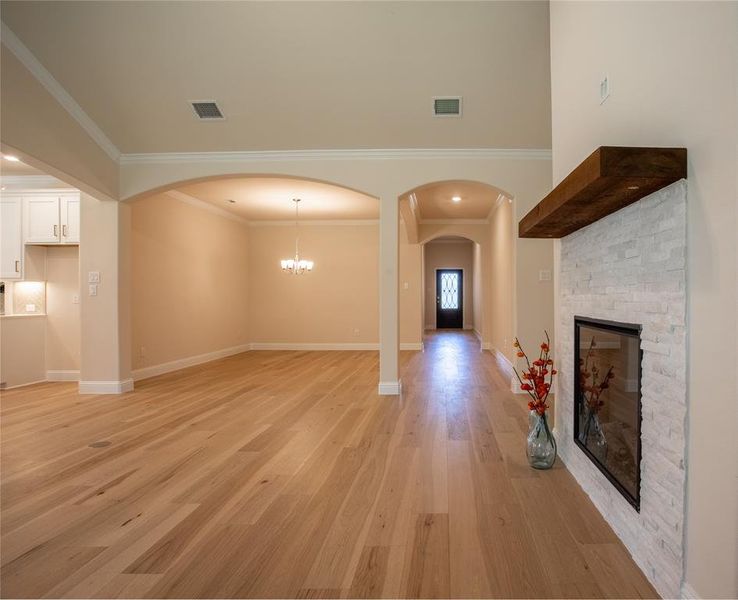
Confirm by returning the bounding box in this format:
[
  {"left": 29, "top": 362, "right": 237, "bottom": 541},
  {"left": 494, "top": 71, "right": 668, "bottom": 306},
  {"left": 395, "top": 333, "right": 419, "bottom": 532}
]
[
  {"left": 378, "top": 194, "right": 400, "bottom": 395},
  {"left": 79, "top": 194, "right": 132, "bottom": 394}
]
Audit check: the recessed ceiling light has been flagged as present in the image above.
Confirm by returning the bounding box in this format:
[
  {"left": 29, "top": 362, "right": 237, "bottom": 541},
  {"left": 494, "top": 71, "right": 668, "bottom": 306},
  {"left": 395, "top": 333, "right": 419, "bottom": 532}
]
[
  {"left": 3, "top": 155, "right": 20, "bottom": 162},
  {"left": 452, "top": 196, "right": 461, "bottom": 203}
]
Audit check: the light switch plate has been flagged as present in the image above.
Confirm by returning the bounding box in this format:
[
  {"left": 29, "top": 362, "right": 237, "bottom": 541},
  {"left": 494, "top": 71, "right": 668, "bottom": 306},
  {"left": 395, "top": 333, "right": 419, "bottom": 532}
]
[
  {"left": 539, "top": 269, "right": 552, "bottom": 282},
  {"left": 88, "top": 271, "right": 100, "bottom": 283},
  {"left": 72, "top": 294, "right": 80, "bottom": 304},
  {"left": 88, "top": 284, "right": 98, "bottom": 296}
]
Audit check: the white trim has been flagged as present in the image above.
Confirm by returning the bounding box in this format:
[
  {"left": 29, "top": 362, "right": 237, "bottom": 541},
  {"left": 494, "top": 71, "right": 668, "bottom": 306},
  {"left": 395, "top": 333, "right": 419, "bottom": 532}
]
[
  {"left": 1, "top": 378, "right": 47, "bottom": 390},
  {"left": 164, "top": 190, "right": 250, "bottom": 225},
  {"left": 132, "top": 343, "right": 251, "bottom": 381},
  {"left": 46, "top": 370, "right": 79, "bottom": 382},
  {"left": 680, "top": 582, "right": 700, "bottom": 600},
  {"left": 400, "top": 342, "right": 424, "bottom": 351},
  {"left": 420, "top": 218, "right": 490, "bottom": 225},
  {"left": 378, "top": 379, "right": 402, "bottom": 395},
  {"left": 492, "top": 346, "right": 521, "bottom": 393},
  {"left": 1, "top": 22, "right": 121, "bottom": 162},
  {"left": 78, "top": 379, "right": 134, "bottom": 395},
  {"left": 249, "top": 219, "right": 378, "bottom": 227},
  {"left": 250, "top": 342, "right": 378, "bottom": 351},
  {"left": 119, "top": 148, "right": 552, "bottom": 165},
  {"left": 0, "top": 175, "right": 68, "bottom": 189}
]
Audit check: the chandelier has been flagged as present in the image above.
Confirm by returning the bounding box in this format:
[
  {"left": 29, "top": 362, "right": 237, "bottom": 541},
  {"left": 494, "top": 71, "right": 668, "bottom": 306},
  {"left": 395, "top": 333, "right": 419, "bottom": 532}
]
[{"left": 281, "top": 198, "right": 314, "bottom": 274}]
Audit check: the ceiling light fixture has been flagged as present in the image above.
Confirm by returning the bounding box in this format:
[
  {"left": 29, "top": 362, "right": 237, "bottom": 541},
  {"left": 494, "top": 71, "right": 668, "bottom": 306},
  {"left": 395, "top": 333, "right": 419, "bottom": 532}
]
[
  {"left": 3, "top": 155, "right": 20, "bottom": 162},
  {"left": 452, "top": 196, "right": 461, "bottom": 203},
  {"left": 281, "top": 198, "right": 314, "bottom": 275}
]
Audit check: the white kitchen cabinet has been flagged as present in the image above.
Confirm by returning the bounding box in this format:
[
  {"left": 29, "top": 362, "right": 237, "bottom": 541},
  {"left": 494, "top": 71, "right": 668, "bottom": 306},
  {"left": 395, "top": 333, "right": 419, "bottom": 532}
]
[
  {"left": 60, "top": 195, "right": 80, "bottom": 243},
  {"left": 0, "top": 196, "right": 23, "bottom": 279},
  {"left": 22, "top": 191, "right": 80, "bottom": 245}
]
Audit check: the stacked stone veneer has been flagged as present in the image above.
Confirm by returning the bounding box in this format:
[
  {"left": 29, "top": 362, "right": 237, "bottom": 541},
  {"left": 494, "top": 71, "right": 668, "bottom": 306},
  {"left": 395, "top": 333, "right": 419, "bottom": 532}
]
[{"left": 556, "top": 180, "right": 687, "bottom": 599}]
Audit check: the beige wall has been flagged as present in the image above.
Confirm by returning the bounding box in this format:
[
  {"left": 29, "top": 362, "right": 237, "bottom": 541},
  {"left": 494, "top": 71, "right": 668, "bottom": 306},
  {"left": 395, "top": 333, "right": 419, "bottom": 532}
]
[
  {"left": 472, "top": 242, "right": 483, "bottom": 336},
  {"left": 45, "top": 246, "right": 80, "bottom": 372},
  {"left": 248, "top": 224, "right": 378, "bottom": 344},
  {"left": 130, "top": 193, "right": 249, "bottom": 371},
  {"left": 0, "top": 50, "right": 118, "bottom": 201},
  {"left": 0, "top": 316, "right": 46, "bottom": 388},
  {"left": 489, "top": 199, "right": 515, "bottom": 363},
  {"left": 550, "top": 3, "right": 738, "bottom": 597},
  {"left": 423, "top": 240, "right": 474, "bottom": 330},
  {"left": 399, "top": 226, "right": 423, "bottom": 346}
]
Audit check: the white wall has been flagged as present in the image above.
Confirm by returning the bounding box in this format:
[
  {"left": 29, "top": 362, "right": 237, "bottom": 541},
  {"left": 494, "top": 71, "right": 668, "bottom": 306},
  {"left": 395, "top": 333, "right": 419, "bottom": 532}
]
[{"left": 550, "top": 3, "right": 738, "bottom": 597}]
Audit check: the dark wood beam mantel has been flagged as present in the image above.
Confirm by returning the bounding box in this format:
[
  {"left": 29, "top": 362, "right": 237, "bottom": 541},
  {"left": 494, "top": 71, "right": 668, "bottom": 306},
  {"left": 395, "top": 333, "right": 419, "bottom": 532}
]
[{"left": 518, "top": 146, "right": 687, "bottom": 239}]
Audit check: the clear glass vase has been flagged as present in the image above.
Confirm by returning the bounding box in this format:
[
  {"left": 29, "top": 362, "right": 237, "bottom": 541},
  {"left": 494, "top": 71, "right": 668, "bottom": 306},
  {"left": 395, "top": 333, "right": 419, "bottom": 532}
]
[
  {"left": 579, "top": 408, "right": 608, "bottom": 463},
  {"left": 527, "top": 410, "right": 557, "bottom": 469}
]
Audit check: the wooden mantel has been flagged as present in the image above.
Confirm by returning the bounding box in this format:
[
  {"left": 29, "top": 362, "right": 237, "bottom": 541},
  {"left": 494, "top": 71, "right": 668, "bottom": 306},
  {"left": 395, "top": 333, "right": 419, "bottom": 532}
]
[{"left": 519, "top": 146, "right": 687, "bottom": 238}]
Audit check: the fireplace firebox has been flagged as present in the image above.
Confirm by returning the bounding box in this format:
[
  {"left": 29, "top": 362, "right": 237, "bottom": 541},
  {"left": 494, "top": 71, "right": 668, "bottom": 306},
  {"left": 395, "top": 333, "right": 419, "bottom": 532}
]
[{"left": 574, "top": 316, "right": 642, "bottom": 510}]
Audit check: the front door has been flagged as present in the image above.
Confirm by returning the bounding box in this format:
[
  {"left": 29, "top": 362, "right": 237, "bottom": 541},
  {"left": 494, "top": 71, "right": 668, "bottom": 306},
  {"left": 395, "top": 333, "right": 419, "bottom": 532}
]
[{"left": 436, "top": 269, "right": 463, "bottom": 329}]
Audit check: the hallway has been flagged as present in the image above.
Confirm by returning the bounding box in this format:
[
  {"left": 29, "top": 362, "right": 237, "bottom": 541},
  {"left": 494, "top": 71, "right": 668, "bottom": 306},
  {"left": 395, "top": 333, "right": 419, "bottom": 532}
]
[{"left": 1, "top": 334, "right": 656, "bottom": 598}]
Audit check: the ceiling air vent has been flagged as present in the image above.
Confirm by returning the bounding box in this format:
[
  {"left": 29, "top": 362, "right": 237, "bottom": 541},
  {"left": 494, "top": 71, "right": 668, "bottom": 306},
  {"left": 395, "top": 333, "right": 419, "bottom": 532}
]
[
  {"left": 433, "top": 96, "right": 462, "bottom": 117},
  {"left": 191, "top": 101, "right": 224, "bottom": 120}
]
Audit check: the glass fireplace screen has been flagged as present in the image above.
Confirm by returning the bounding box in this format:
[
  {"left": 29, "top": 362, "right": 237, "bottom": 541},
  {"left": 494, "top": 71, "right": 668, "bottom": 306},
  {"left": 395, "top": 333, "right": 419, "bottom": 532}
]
[{"left": 574, "top": 317, "right": 643, "bottom": 510}]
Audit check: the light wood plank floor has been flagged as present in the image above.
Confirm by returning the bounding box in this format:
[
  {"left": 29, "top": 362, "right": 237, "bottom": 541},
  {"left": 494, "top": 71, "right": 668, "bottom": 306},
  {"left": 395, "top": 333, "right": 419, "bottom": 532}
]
[{"left": 1, "top": 331, "right": 658, "bottom": 599}]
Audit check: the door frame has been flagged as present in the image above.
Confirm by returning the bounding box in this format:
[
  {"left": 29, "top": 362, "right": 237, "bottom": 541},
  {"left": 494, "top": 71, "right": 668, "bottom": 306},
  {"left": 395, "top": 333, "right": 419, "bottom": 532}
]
[{"left": 435, "top": 268, "right": 464, "bottom": 329}]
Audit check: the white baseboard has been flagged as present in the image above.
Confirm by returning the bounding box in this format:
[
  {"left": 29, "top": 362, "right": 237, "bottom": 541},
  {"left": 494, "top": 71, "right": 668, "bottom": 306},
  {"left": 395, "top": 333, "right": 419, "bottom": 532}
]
[
  {"left": 400, "top": 342, "right": 424, "bottom": 351},
  {"left": 132, "top": 343, "right": 251, "bottom": 381},
  {"left": 491, "top": 346, "right": 521, "bottom": 393},
  {"left": 1, "top": 378, "right": 47, "bottom": 390},
  {"left": 46, "top": 370, "right": 80, "bottom": 381},
  {"left": 378, "top": 379, "right": 402, "bottom": 395},
  {"left": 250, "top": 342, "right": 378, "bottom": 351},
  {"left": 79, "top": 379, "right": 134, "bottom": 395},
  {"left": 680, "top": 582, "right": 700, "bottom": 600}
]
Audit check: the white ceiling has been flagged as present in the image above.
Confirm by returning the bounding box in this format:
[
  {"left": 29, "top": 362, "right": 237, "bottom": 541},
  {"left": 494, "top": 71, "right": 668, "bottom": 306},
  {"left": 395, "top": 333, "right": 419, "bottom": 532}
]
[
  {"left": 405, "top": 180, "right": 506, "bottom": 220},
  {"left": 174, "top": 177, "right": 377, "bottom": 221},
  {"left": 1, "top": 1, "right": 552, "bottom": 154}
]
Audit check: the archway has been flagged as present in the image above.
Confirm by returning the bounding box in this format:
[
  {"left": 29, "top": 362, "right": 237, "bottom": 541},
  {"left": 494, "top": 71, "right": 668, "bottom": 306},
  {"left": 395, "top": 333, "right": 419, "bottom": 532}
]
[
  {"left": 397, "top": 179, "right": 515, "bottom": 356},
  {"left": 125, "top": 173, "right": 384, "bottom": 383}
]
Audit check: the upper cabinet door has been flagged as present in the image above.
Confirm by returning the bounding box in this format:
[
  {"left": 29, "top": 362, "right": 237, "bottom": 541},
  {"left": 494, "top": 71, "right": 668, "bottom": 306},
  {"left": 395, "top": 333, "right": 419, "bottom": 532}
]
[
  {"left": 24, "top": 196, "right": 60, "bottom": 243},
  {"left": 60, "top": 194, "right": 80, "bottom": 244},
  {"left": 0, "top": 196, "right": 23, "bottom": 279}
]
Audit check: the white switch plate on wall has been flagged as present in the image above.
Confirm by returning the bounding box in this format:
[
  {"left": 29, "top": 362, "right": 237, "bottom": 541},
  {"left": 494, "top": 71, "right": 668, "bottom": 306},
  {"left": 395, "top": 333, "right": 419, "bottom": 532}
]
[
  {"left": 88, "top": 271, "right": 100, "bottom": 283},
  {"left": 88, "top": 284, "right": 98, "bottom": 296}
]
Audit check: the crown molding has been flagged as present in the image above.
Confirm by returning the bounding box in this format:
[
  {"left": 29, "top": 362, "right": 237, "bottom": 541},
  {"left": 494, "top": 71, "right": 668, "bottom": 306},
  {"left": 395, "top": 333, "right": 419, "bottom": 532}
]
[
  {"left": 164, "top": 190, "right": 250, "bottom": 225},
  {"left": 119, "top": 147, "right": 552, "bottom": 165},
  {"left": 1, "top": 22, "right": 122, "bottom": 162},
  {"left": 0, "top": 175, "right": 69, "bottom": 189},
  {"left": 249, "top": 219, "right": 378, "bottom": 227},
  {"left": 419, "top": 218, "right": 490, "bottom": 225}
]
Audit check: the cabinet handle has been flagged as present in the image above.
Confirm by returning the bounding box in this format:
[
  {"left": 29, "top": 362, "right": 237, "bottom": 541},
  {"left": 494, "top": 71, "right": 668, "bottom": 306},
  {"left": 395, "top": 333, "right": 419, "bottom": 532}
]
[
  {"left": 62, "top": 224, "right": 67, "bottom": 237},
  {"left": 15, "top": 260, "right": 20, "bottom": 273},
  {"left": 54, "top": 224, "right": 58, "bottom": 237}
]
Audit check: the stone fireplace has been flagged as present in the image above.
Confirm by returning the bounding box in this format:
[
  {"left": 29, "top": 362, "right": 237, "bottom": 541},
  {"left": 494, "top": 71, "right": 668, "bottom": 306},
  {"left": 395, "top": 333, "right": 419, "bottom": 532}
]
[{"left": 556, "top": 180, "right": 688, "bottom": 598}]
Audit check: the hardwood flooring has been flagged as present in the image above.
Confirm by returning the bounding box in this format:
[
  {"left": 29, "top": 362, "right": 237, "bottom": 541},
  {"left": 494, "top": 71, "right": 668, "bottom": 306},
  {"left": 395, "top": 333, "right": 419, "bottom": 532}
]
[{"left": 0, "top": 331, "right": 658, "bottom": 598}]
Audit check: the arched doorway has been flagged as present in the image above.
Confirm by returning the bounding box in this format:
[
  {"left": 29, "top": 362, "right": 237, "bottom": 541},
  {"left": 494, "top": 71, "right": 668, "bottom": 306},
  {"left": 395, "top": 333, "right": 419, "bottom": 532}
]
[{"left": 398, "top": 179, "right": 514, "bottom": 354}]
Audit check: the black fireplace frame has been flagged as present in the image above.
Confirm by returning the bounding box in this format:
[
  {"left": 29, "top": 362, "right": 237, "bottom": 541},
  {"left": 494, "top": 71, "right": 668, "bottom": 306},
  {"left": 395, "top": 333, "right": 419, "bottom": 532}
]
[{"left": 574, "top": 316, "right": 643, "bottom": 511}]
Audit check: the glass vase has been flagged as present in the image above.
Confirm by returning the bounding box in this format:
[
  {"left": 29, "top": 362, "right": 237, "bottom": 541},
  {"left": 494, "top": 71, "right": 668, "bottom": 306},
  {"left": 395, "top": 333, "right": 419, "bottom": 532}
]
[
  {"left": 579, "top": 408, "right": 608, "bottom": 463},
  {"left": 526, "top": 410, "right": 557, "bottom": 469}
]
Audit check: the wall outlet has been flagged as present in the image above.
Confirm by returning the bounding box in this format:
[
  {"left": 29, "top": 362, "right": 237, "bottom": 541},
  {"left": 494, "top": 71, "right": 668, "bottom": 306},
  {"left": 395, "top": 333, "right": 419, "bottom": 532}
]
[
  {"left": 403, "top": 282, "right": 409, "bottom": 290},
  {"left": 72, "top": 294, "right": 79, "bottom": 304},
  {"left": 353, "top": 328, "right": 360, "bottom": 336},
  {"left": 539, "top": 269, "right": 552, "bottom": 282},
  {"left": 139, "top": 346, "right": 146, "bottom": 358},
  {"left": 88, "top": 271, "right": 100, "bottom": 283}
]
